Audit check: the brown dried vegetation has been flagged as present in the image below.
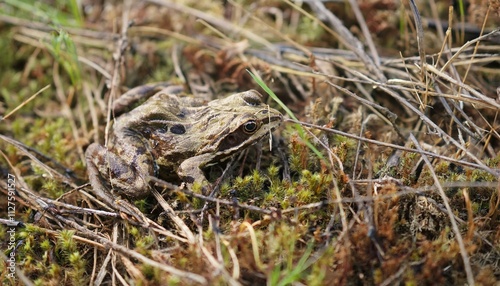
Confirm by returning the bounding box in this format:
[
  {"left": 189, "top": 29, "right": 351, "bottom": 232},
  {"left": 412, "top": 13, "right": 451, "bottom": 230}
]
[{"left": 1, "top": 0, "right": 499, "bottom": 285}]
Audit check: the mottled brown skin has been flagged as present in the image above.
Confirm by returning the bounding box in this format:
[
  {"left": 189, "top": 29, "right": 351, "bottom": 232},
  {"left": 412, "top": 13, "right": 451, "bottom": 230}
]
[{"left": 85, "top": 85, "right": 282, "bottom": 210}]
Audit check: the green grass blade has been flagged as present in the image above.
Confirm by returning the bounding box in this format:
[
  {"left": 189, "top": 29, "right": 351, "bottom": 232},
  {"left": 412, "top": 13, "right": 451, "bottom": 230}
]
[{"left": 247, "top": 70, "right": 327, "bottom": 163}]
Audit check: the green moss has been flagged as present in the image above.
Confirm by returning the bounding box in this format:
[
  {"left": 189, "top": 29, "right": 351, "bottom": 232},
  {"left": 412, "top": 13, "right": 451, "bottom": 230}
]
[
  {"left": 48, "top": 264, "right": 62, "bottom": 279},
  {"left": 68, "top": 252, "right": 87, "bottom": 285},
  {"left": 485, "top": 152, "right": 500, "bottom": 167},
  {"left": 57, "top": 230, "right": 77, "bottom": 255},
  {"left": 263, "top": 223, "right": 320, "bottom": 285},
  {"left": 140, "top": 263, "right": 156, "bottom": 281},
  {"left": 33, "top": 117, "right": 72, "bottom": 161},
  {"left": 470, "top": 169, "right": 497, "bottom": 182},
  {"left": 167, "top": 276, "right": 181, "bottom": 285},
  {"left": 41, "top": 178, "right": 65, "bottom": 198},
  {"left": 135, "top": 235, "right": 155, "bottom": 253},
  {"left": 2, "top": 0, "right": 83, "bottom": 26},
  {"left": 134, "top": 199, "right": 150, "bottom": 213},
  {"left": 305, "top": 244, "right": 332, "bottom": 285},
  {"left": 296, "top": 16, "right": 324, "bottom": 43},
  {"left": 332, "top": 135, "right": 357, "bottom": 164},
  {"left": 129, "top": 226, "right": 140, "bottom": 237},
  {"left": 0, "top": 1, "right": 497, "bottom": 284},
  {"left": 0, "top": 30, "right": 16, "bottom": 70}
]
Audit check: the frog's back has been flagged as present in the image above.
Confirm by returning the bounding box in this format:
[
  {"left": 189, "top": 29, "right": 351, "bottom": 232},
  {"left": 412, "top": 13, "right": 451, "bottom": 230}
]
[{"left": 113, "top": 92, "right": 202, "bottom": 131}]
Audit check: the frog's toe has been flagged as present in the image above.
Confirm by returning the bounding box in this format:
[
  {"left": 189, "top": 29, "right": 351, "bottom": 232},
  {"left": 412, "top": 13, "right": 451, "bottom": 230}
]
[{"left": 115, "top": 199, "right": 150, "bottom": 227}]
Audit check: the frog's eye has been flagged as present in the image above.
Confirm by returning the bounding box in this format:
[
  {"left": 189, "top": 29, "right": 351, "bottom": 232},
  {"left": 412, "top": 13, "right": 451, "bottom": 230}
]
[
  {"left": 170, "top": 124, "right": 186, "bottom": 134},
  {"left": 243, "top": 120, "right": 258, "bottom": 134}
]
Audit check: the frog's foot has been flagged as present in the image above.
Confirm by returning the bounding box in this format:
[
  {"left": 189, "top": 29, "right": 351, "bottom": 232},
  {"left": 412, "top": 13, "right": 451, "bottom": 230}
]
[
  {"left": 86, "top": 143, "right": 119, "bottom": 206},
  {"left": 115, "top": 199, "right": 150, "bottom": 227}
]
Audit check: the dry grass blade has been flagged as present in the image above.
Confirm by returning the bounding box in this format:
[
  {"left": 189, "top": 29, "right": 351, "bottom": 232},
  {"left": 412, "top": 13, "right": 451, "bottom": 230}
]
[
  {"left": 286, "top": 119, "right": 497, "bottom": 175},
  {"left": 54, "top": 213, "right": 207, "bottom": 284},
  {"left": 150, "top": 188, "right": 196, "bottom": 243},
  {"left": 409, "top": 134, "right": 474, "bottom": 286},
  {"left": 146, "top": 0, "right": 276, "bottom": 51},
  {"left": 0, "top": 252, "right": 34, "bottom": 286},
  {"left": 303, "top": 0, "right": 387, "bottom": 81},
  {"left": 407, "top": 0, "right": 427, "bottom": 81},
  {"left": 1, "top": 0, "right": 499, "bottom": 284},
  {"left": 2, "top": 85, "right": 50, "bottom": 120}
]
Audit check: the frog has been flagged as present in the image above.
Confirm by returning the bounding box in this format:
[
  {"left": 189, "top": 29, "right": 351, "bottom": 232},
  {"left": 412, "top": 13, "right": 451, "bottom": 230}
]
[{"left": 85, "top": 83, "right": 282, "bottom": 220}]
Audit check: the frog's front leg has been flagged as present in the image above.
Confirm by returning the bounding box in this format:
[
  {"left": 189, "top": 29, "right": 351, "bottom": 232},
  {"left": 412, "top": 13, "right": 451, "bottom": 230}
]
[{"left": 178, "top": 154, "right": 213, "bottom": 190}]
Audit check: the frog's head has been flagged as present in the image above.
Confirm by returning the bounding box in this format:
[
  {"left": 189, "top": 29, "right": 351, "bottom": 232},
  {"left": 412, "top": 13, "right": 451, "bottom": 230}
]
[{"left": 200, "top": 90, "right": 282, "bottom": 158}]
